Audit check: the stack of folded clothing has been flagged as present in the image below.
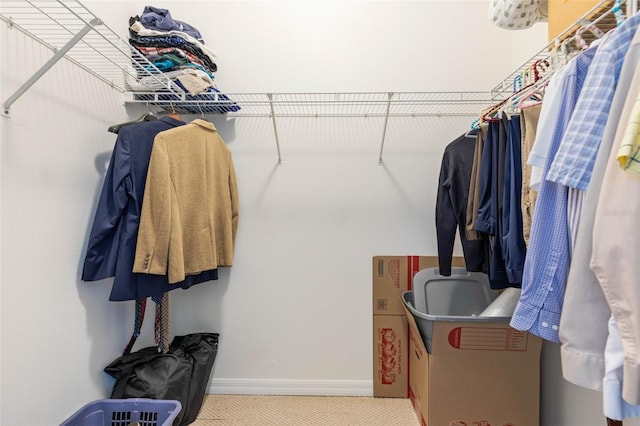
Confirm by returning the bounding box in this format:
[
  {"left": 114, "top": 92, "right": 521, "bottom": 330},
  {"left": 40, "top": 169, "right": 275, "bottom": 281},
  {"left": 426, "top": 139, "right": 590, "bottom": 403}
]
[{"left": 128, "top": 6, "right": 240, "bottom": 114}]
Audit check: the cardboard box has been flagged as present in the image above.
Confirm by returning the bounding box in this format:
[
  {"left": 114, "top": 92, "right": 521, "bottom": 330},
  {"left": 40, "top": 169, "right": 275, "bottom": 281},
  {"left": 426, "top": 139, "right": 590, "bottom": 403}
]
[
  {"left": 373, "top": 314, "right": 408, "bottom": 398},
  {"left": 373, "top": 256, "right": 466, "bottom": 316},
  {"left": 403, "top": 300, "right": 542, "bottom": 426},
  {"left": 372, "top": 256, "right": 465, "bottom": 398},
  {"left": 547, "top": 0, "right": 604, "bottom": 41}
]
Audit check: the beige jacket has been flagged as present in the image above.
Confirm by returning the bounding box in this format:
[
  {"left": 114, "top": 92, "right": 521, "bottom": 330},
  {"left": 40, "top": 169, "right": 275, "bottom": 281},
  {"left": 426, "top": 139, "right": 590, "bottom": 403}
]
[
  {"left": 591, "top": 60, "right": 640, "bottom": 406},
  {"left": 133, "top": 119, "right": 239, "bottom": 283},
  {"left": 561, "top": 25, "right": 640, "bottom": 400}
]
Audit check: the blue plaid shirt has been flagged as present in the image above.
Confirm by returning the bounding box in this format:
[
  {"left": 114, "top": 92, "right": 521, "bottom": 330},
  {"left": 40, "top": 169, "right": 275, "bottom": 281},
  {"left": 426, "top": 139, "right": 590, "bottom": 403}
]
[
  {"left": 510, "top": 47, "right": 596, "bottom": 342},
  {"left": 546, "top": 13, "right": 640, "bottom": 190}
]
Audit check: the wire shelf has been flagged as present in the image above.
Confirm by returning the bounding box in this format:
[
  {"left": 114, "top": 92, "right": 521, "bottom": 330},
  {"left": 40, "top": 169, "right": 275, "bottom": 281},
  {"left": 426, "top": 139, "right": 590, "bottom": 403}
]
[
  {"left": 490, "top": 0, "right": 623, "bottom": 100},
  {"left": 0, "top": 1, "right": 495, "bottom": 118},
  {"left": 0, "top": 0, "right": 186, "bottom": 113},
  {"left": 125, "top": 91, "right": 494, "bottom": 117},
  {"left": 3, "top": 0, "right": 637, "bottom": 116}
]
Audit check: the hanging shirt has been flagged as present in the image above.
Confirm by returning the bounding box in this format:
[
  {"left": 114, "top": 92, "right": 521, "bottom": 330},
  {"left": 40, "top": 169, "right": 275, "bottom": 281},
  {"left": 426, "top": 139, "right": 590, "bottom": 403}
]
[
  {"left": 591, "top": 27, "right": 640, "bottom": 405},
  {"left": 436, "top": 131, "right": 487, "bottom": 276},
  {"left": 465, "top": 124, "right": 488, "bottom": 241},
  {"left": 82, "top": 116, "right": 218, "bottom": 301},
  {"left": 559, "top": 46, "right": 598, "bottom": 254},
  {"left": 519, "top": 104, "right": 541, "bottom": 245},
  {"left": 546, "top": 12, "right": 640, "bottom": 190},
  {"left": 529, "top": 42, "right": 597, "bottom": 256},
  {"left": 603, "top": 316, "right": 640, "bottom": 420},
  {"left": 616, "top": 94, "right": 640, "bottom": 174},
  {"left": 510, "top": 46, "right": 595, "bottom": 342},
  {"left": 527, "top": 64, "right": 568, "bottom": 192},
  {"left": 560, "top": 24, "right": 640, "bottom": 393}
]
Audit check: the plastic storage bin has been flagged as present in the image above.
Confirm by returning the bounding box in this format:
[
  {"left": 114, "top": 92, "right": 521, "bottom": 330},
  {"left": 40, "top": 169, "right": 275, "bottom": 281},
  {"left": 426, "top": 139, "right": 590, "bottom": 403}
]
[
  {"left": 60, "top": 398, "right": 182, "bottom": 426},
  {"left": 411, "top": 267, "right": 496, "bottom": 315},
  {"left": 402, "top": 288, "right": 512, "bottom": 352}
]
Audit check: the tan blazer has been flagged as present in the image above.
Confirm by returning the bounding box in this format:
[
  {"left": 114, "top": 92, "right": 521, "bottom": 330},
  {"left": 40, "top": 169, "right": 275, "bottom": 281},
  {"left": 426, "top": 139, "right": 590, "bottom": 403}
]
[{"left": 133, "top": 119, "right": 239, "bottom": 284}]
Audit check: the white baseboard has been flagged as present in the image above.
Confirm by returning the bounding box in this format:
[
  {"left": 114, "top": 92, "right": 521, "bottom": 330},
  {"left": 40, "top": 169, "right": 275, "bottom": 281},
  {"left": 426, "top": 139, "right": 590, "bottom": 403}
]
[{"left": 208, "top": 379, "right": 373, "bottom": 397}]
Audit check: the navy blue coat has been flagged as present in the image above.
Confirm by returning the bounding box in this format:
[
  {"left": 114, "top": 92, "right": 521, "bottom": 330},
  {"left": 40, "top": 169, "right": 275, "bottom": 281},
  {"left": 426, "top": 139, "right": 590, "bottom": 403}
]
[
  {"left": 473, "top": 118, "right": 520, "bottom": 289},
  {"left": 82, "top": 117, "right": 218, "bottom": 301}
]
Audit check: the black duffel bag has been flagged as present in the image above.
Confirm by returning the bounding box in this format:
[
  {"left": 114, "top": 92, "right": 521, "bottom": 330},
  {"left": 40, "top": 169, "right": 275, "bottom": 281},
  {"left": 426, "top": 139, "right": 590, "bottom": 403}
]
[{"left": 104, "top": 332, "right": 219, "bottom": 426}]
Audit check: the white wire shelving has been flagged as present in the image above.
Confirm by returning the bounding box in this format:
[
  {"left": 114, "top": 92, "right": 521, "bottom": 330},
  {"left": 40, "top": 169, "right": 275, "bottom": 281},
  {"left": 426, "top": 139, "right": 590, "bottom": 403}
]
[
  {"left": 0, "top": 0, "right": 492, "bottom": 118},
  {"left": 4, "top": 0, "right": 639, "bottom": 115},
  {"left": 0, "top": 0, "right": 186, "bottom": 116},
  {"left": 490, "top": 0, "right": 636, "bottom": 100},
  {"left": 0, "top": 0, "right": 494, "bottom": 164},
  {"left": 126, "top": 91, "right": 492, "bottom": 118},
  {"left": 6, "top": 0, "right": 635, "bottom": 162}
]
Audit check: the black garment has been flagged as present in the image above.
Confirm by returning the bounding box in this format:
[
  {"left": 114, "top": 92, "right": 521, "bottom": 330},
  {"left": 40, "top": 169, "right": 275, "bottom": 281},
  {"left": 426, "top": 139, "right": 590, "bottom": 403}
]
[{"left": 436, "top": 131, "right": 488, "bottom": 276}]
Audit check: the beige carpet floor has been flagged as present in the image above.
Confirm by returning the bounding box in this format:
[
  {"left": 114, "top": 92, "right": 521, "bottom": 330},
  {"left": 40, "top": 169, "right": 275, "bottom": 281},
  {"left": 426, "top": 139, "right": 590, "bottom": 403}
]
[{"left": 192, "top": 395, "right": 420, "bottom": 425}]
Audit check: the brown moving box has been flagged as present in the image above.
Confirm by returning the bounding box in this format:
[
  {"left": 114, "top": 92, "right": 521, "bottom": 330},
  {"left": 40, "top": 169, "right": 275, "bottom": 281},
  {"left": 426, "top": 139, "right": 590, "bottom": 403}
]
[
  {"left": 403, "top": 299, "right": 542, "bottom": 425},
  {"left": 547, "top": 0, "right": 604, "bottom": 41},
  {"left": 372, "top": 256, "right": 465, "bottom": 398}
]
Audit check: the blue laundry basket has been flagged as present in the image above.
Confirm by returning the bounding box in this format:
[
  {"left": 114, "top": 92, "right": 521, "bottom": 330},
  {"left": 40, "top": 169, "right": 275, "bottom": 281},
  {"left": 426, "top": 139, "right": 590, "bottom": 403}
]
[{"left": 60, "top": 398, "right": 181, "bottom": 426}]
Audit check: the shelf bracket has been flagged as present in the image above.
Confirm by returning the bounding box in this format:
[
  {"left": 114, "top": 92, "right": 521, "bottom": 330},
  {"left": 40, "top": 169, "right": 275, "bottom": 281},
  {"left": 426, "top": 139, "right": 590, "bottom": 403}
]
[
  {"left": 377, "top": 92, "right": 394, "bottom": 165},
  {"left": 2, "top": 17, "right": 102, "bottom": 117},
  {"left": 267, "top": 93, "right": 283, "bottom": 165}
]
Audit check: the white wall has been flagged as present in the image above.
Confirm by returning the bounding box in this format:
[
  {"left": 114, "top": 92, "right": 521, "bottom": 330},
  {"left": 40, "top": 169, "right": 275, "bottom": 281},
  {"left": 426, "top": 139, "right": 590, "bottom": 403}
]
[{"left": 0, "top": 1, "right": 634, "bottom": 425}]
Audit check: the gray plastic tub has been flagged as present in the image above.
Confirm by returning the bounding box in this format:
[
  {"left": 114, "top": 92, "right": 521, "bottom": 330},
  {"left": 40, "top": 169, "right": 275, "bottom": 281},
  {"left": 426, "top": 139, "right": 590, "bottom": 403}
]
[
  {"left": 402, "top": 290, "right": 512, "bottom": 352},
  {"left": 412, "top": 267, "right": 495, "bottom": 315}
]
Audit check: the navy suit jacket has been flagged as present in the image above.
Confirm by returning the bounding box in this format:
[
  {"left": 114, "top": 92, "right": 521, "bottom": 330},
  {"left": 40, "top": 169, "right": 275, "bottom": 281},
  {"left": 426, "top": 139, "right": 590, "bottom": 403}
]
[{"left": 82, "top": 116, "right": 218, "bottom": 301}]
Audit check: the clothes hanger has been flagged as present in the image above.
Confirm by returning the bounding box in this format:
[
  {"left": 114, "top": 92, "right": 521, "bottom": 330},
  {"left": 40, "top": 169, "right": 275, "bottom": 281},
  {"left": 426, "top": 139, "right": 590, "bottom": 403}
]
[
  {"left": 613, "top": 0, "right": 625, "bottom": 27},
  {"left": 521, "top": 66, "right": 534, "bottom": 87},
  {"left": 107, "top": 111, "right": 157, "bottom": 134},
  {"left": 571, "top": 17, "right": 605, "bottom": 52},
  {"left": 464, "top": 129, "right": 478, "bottom": 138},
  {"left": 164, "top": 102, "right": 183, "bottom": 122},
  {"left": 535, "top": 59, "right": 551, "bottom": 79},
  {"left": 513, "top": 75, "right": 524, "bottom": 93},
  {"left": 481, "top": 82, "right": 536, "bottom": 123},
  {"left": 510, "top": 57, "right": 552, "bottom": 110},
  {"left": 559, "top": 36, "right": 576, "bottom": 67},
  {"left": 516, "top": 74, "right": 551, "bottom": 110},
  {"left": 581, "top": 19, "right": 605, "bottom": 39},
  {"left": 549, "top": 40, "right": 561, "bottom": 72},
  {"left": 574, "top": 25, "right": 593, "bottom": 51},
  {"left": 464, "top": 118, "right": 481, "bottom": 138}
]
